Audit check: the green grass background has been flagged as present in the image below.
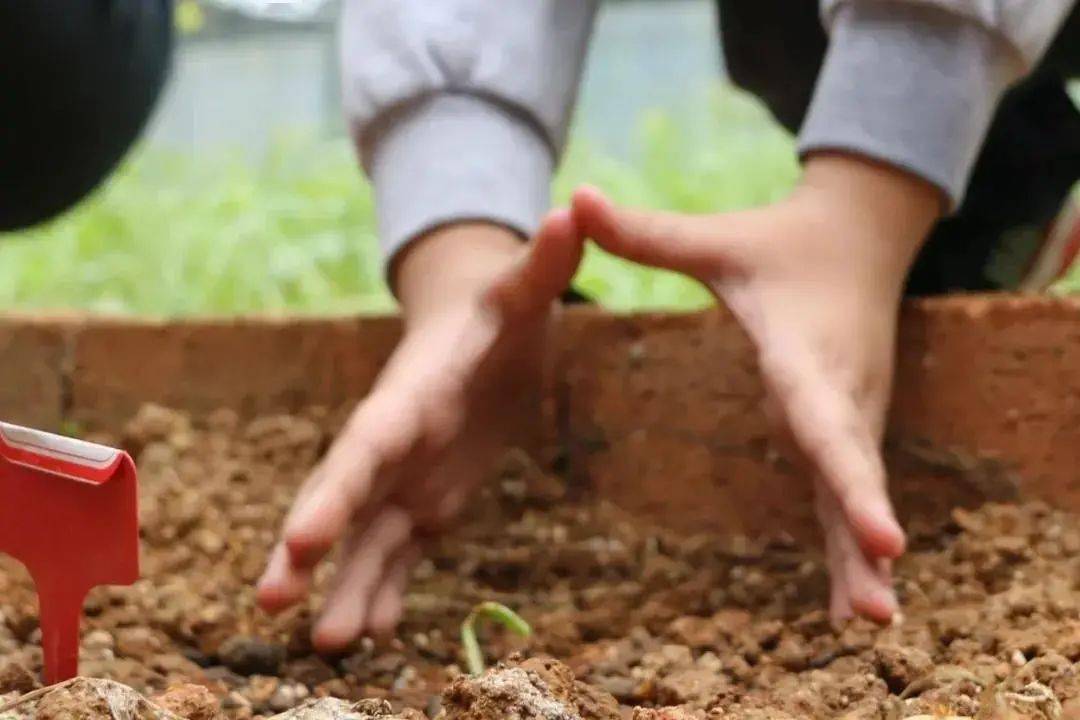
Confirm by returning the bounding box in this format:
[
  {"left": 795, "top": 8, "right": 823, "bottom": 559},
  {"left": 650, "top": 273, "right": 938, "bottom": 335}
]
[{"left": 1, "top": 84, "right": 1077, "bottom": 316}]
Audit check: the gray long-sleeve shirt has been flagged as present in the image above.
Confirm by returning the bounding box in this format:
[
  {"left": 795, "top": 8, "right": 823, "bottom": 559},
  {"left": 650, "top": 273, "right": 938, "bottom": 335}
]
[{"left": 340, "top": 0, "right": 1075, "bottom": 264}]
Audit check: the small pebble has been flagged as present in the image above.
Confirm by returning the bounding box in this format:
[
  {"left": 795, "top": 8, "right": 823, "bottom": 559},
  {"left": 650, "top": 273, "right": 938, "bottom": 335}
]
[
  {"left": 0, "top": 659, "right": 39, "bottom": 694},
  {"left": 243, "top": 675, "right": 280, "bottom": 711},
  {"left": 152, "top": 683, "right": 222, "bottom": 720},
  {"left": 83, "top": 629, "right": 115, "bottom": 652},
  {"left": 115, "top": 627, "right": 162, "bottom": 659},
  {"left": 222, "top": 691, "right": 252, "bottom": 709},
  {"left": 218, "top": 636, "right": 285, "bottom": 676},
  {"left": 192, "top": 528, "right": 226, "bottom": 556},
  {"left": 269, "top": 682, "right": 310, "bottom": 712}
]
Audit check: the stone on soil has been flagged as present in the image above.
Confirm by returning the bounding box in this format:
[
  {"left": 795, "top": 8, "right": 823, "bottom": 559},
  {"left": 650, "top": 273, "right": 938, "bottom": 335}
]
[
  {"left": 440, "top": 657, "right": 619, "bottom": 720},
  {"left": 268, "top": 698, "right": 417, "bottom": 720},
  {"left": 11, "top": 677, "right": 181, "bottom": 720},
  {"left": 152, "top": 684, "right": 223, "bottom": 720}
]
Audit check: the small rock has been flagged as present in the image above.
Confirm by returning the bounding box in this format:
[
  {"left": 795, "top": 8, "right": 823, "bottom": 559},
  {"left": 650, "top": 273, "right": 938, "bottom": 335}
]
[
  {"left": 592, "top": 675, "right": 638, "bottom": 702},
  {"left": 364, "top": 653, "right": 406, "bottom": 679},
  {"left": 315, "top": 679, "right": 353, "bottom": 699},
  {"left": 115, "top": 627, "right": 164, "bottom": 659},
  {"left": 223, "top": 690, "right": 253, "bottom": 709},
  {"left": 993, "top": 535, "right": 1030, "bottom": 561},
  {"left": 666, "top": 616, "right": 719, "bottom": 649},
  {"left": 149, "top": 652, "right": 204, "bottom": 678},
  {"left": 632, "top": 709, "right": 701, "bottom": 720},
  {"left": 125, "top": 404, "right": 193, "bottom": 449},
  {"left": 6, "top": 612, "right": 38, "bottom": 642},
  {"left": 270, "top": 682, "right": 311, "bottom": 712},
  {"left": 192, "top": 528, "right": 226, "bottom": 556},
  {"left": 655, "top": 667, "right": 730, "bottom": 707},
  {"left": 392, "top": 666, "right": 417, "bottom": 692},
  {"left": 34, "top": 678, "right": 151, "bottom": 720},
  {"left": 219, "top": 636, "right": 286, "bottom": 676},
  {"left": 153, "top": 683, "right": 223, "bottom": 720},
  {"left": 773, "top": 636, "right": 811, "bottom": 672},
  {"left": 83, "top": 629, "right": 115, "bottom": 652},
  {"left": 244, "top": 675, "right": 282, "bottom": 712},
  {"left": 0, "top": 658, "right": 39, "bottom": 694},
  {"left": 268, "top": 697, "right": 407, "bottom": 719},
  {"left": 181, "top": 644, "right": 214, "bottom": 668},
  {"left": 874, "top": 645, "right": 933, "bottom": 694},
  {"left": 441, "top": 657, "right": 620, "bottom": 720},
  {"left": 284, "top": 657, "right": 338, "bottom": 687}
]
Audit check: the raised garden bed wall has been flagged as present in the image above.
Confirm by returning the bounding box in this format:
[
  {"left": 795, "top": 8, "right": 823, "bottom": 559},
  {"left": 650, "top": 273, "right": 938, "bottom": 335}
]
[{"left": 1, "top": 295, "right": 1078, "bottom": 541}]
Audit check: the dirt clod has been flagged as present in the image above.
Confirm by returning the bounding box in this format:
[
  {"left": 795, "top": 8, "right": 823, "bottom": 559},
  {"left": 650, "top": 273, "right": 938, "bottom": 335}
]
[
  {"left": 268, "top": 698, "right": 419, "bottom": 720},
  {"left": 0, "top": 659, "right": 38, "bottom": 695},
  {"left": 217, "top": 637, "right": 286, "bottom": 677},
  {"left": 152, "top": 684, "right": 222, "bottom": 720},
  {"left": 441, "top": 658, "right": 619, "bottom": 720},
  {"left": 11, "top": 678, "right": 179, "bottom": 720},
  {"left": 874, "top": 645, "right": 933, "bottom": 694}
]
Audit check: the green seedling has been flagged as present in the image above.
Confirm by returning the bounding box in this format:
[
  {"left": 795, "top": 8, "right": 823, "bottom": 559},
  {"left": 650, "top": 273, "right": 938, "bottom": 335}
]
[{"left": 460, "top": 601, "right": 531, "bottom": 676}]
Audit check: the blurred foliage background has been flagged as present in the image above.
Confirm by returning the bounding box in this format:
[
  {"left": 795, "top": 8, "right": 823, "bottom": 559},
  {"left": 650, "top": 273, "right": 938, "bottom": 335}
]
[
  {"left": 0, "top": 87, "right": 797, "bottom": 315},
  {"left": 0, "top": 1, "right": 1076, "bottom": 316}
]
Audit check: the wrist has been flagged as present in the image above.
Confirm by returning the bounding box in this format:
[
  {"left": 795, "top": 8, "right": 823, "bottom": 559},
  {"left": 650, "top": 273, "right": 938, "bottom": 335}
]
[
  {"left": 393, "top": 221, "right": 526, "bottom": 327},
  {"left": 798, "top": 152, "right": 942, "bottom": 268}
]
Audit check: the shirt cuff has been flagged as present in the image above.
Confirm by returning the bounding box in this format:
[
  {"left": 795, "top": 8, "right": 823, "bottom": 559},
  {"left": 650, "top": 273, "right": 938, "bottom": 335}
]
[
  {"left": 365, "top": 93, "right": 554, "bottom": 266},
  {"left": 798, "top": 1, "right": 1017, "bottom": 210}
]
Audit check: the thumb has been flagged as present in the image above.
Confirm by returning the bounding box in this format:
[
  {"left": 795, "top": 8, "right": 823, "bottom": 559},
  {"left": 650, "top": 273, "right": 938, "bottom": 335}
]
[
  {"left": 482, "top": 208, "right": 584, "bottom": 319},
  {"left": 571, "top": 185, "right": 737, "bottom": 280}
]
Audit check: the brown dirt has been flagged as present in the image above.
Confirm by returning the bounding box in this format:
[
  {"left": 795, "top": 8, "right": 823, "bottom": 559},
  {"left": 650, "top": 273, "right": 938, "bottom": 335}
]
[{"left": 0, "top": 405, "right": 1077, "bottom": 719}]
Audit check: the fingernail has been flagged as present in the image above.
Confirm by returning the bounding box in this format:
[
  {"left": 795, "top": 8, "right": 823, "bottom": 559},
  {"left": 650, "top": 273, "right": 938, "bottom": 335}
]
[
  {"left": 875, "top": 587, "right": 899, "bottom": 616},
  {"left": 256, "top": 571, "right": 272, "bottom": 590},
  {"left": 866, "top": 496, "right": 897, "bottom": 526},
  {"left": 860, "top": 500, "right": 906, "bottom": 557}
]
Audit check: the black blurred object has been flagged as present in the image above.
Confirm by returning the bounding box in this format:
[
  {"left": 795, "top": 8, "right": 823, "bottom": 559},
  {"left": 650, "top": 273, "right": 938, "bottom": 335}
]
[
  {"left": 561, "top": 288, "right": 591, "bottom": 305},
  {"left": 719, "top": 0, "right": 1080, "bottom": 296},
  {"left": 0, "top": 1, "right": 173, "bottom": 231}
]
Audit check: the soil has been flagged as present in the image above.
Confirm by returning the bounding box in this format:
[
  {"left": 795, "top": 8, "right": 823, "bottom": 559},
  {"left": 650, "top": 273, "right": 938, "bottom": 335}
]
[{"left": 0, "top": 405, "right": 1077, "bottom": 719}]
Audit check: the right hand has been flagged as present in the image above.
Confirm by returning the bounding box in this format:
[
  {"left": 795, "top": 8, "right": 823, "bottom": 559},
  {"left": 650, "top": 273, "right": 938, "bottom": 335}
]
[
  {"left": 569, "top": 153, "right": 940, "bottom": 624},
  {"left": 256, "top": 212, "right": 584, "bottom": 651}
]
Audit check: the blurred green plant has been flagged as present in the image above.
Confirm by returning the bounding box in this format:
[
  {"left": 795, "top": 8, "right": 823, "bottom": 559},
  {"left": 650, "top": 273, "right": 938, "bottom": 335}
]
[
  {"left": 175, "top": 0, "right": 206, "bottom": 34},
  {"left": 0, "top": 135, "right": 392, "bottom": 316},
  {"left": 557, "top": 86, "right": 799, "bottom": 310},
  {"left": 5, "top": 83, "right": 1074, "bottom": 315}
]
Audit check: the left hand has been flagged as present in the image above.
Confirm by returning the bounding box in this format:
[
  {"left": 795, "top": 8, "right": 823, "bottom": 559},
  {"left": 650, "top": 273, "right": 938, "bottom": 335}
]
[
  {"left": 256, "top": 214, "right": 584, "bottom": 650},
  {"left": 571, "top": 153, "right": 942, "bottom": 622}
]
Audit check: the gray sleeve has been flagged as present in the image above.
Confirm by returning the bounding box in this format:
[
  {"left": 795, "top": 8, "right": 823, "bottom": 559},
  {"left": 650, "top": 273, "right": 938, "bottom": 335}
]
[
  {"left": 339, "top": 1, "right": 599, "bottom": 263},
  {"left": 819, "top": 1, "right": 1076, "bottom": 64},
  {"left": 800, "top": 1, "right": 1074, "bottom": 209}
]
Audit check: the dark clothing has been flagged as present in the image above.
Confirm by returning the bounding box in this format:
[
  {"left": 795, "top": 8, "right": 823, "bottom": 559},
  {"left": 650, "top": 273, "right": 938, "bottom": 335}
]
[
  {"left": 0, "top": 1, "right": 173, "bottom": 231},
  {"left": 719, "top": 0, "right": 1080, "bottom": 295}
]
